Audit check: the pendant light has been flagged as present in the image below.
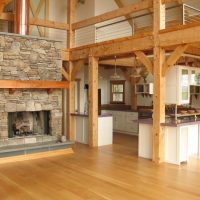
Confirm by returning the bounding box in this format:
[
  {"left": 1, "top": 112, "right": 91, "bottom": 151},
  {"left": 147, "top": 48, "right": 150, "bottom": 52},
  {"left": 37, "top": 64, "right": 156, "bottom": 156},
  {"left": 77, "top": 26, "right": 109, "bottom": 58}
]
[{"left": 110, "top": 56, "right": 120, "bottom": 79}]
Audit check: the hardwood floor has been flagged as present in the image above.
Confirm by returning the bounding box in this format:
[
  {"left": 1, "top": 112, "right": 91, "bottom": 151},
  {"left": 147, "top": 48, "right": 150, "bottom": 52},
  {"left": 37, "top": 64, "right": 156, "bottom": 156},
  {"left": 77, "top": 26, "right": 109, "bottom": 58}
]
[{"left": 0, "top": 133, "right": 200, "bottom": 200}]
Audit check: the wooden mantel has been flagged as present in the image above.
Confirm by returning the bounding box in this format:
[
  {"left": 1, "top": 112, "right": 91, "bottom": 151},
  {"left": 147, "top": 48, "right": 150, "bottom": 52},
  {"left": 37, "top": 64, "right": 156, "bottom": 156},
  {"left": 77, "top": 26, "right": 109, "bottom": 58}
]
[{"left": 0, "top": 80, "right": 69, "bottom": 89}]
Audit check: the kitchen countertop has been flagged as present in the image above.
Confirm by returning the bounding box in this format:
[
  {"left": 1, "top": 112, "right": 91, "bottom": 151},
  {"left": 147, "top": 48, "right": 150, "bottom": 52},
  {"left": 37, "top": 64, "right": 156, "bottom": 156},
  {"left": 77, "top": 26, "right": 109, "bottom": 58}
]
[
  {"left": 102, "top": 109, "right": 138, "bottom": 112},
  {"left": 139, "top": 118, "right": 200, "bottom": 127},
  {"left": 71, "top": 113, "right": 113, "bottom": 118}
]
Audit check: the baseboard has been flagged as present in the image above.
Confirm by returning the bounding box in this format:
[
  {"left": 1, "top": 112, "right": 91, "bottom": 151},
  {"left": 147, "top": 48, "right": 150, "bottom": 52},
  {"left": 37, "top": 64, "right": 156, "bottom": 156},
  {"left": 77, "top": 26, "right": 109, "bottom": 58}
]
[{"left": 0, "top": 148, "right": 74, "bottom": 164}]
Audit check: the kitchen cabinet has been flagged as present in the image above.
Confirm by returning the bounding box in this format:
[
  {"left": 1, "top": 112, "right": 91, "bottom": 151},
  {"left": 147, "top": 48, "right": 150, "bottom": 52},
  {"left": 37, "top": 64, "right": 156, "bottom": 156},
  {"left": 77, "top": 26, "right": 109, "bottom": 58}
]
[
  {"left": 166, "top": 65, "right": 190, "bottom": 105},
  {"left": 73, "top": 114, "right": 113, "bottom": 146},
  {"left": 102, "top": 110, "right": 138, "bottom": 135},
  {"left": 139, "top": 121, "right": 199, "bottom": 165}
]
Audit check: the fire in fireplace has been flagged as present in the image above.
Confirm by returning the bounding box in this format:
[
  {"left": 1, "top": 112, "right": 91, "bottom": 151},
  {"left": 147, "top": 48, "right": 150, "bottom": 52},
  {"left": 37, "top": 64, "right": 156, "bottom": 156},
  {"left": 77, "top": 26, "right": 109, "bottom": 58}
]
[{"left": 8, "top": 111, "right": 50, "bottom": 138}]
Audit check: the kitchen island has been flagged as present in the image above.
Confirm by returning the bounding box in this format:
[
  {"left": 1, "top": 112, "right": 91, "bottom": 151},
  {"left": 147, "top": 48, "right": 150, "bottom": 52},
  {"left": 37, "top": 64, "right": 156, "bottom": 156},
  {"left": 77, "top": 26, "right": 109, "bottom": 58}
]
[
  {"left": 139, "top": 119, "right": 200, "bottom": 165},
  {"left": 71, "top": 113, "right": 113, "bottom": 146}
]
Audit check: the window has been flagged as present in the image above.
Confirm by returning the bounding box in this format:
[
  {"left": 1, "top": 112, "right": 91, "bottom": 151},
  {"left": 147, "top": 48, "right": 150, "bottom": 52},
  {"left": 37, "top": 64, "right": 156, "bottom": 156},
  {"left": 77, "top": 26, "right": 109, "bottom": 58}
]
[{"left": 110, "top": 80, "right": 125, "bottom": 104}]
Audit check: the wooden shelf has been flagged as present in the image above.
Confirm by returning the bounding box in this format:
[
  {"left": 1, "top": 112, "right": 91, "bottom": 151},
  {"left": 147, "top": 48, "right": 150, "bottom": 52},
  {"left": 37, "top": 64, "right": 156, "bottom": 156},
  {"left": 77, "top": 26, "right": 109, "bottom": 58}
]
[{"left": 0, "top": 80, "right": 69, "bottom": 89}]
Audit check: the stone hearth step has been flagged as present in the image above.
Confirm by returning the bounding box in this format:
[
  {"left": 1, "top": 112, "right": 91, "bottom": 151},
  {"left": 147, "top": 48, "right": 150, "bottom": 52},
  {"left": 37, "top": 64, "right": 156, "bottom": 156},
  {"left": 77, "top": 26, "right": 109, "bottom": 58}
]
[{"left": 0, "top": 141, "right": 75, "bottom": 158}]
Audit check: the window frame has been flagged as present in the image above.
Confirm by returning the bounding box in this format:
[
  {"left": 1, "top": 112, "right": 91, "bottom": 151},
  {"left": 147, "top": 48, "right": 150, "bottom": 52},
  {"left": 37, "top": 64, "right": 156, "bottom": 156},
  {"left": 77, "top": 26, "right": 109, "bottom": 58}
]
[{"left": 110, "top": 80, "right": 125, "bottom": 104}]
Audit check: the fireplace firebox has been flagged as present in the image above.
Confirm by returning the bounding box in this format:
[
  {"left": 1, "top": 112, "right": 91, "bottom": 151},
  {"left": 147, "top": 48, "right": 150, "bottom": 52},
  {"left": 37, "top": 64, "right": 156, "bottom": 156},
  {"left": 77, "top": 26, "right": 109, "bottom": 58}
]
[{"left": 8, "top": 111, "right": 50, "bottom": 138}]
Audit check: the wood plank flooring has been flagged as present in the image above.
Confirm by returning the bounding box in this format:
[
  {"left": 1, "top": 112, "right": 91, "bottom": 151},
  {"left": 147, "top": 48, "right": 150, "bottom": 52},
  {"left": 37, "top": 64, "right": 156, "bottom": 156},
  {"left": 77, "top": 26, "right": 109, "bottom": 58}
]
[{"left": 0, "top": 133, "right": 200, "bottom": 200}]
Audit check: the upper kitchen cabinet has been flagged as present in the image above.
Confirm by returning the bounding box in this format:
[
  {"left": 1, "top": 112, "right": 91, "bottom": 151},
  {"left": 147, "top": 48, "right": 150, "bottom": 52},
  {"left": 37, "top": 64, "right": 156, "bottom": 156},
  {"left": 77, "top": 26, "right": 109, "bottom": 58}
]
[{"left": 166, "top": 66, "right": 190, "bottom": 105}]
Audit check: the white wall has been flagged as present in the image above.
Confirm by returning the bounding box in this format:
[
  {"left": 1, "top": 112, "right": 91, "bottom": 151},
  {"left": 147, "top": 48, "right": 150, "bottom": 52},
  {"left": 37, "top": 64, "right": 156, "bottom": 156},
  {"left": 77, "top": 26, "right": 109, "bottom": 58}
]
[{"left": 49, "top": 0, "right": 67, "bottom": 47}]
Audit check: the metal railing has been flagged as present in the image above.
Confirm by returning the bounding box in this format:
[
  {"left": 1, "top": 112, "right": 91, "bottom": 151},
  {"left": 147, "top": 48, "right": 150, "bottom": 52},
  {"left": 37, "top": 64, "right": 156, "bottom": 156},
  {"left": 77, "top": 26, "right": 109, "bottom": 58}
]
[
  {"left": 95, "top": 5, "right": 183, "bottom": 44},
  {"left": 183, "top": 4, "right": 200, "bottom": 25}
]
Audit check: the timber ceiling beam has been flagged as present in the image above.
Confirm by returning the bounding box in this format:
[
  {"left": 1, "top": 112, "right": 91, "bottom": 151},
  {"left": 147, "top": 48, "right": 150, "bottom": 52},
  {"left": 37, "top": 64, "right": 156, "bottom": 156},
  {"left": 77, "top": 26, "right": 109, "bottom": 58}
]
[
  {"left": 29, "top": 18, "right": 69, "bottom": 30},
  {"left": 70, "top": 33, "right": 154, "bottom": 60},
  {"left": 159, "top": 23, "right": 200, "bottom": 47},
  {"left": 163, "top": 44, "right": 188, "bottom": 76},
  {"left": 134, "top": 51, "right": 153, "bottom": 73}
]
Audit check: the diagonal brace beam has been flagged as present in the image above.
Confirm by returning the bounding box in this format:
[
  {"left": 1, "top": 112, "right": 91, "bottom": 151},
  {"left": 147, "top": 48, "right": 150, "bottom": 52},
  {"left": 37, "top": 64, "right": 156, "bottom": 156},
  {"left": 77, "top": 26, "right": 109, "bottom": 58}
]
[
  {"left": 135, "top": 51, "right": 153, "bottom": 74},
  {"left": 162, "top": 44, "right": 188, "bottom": 76}
]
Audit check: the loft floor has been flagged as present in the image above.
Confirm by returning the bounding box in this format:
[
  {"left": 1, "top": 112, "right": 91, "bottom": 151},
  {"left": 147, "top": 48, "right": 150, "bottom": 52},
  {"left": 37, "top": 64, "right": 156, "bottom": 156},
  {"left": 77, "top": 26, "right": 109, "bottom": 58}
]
[{"left": 0, "top": 133, "right": 200, "bottom": 200}]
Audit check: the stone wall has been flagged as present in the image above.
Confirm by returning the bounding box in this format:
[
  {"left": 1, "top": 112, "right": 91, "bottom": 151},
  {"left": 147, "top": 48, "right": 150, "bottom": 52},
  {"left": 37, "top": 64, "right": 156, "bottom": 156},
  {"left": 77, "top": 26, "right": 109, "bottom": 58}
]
[
  {"left": 0, "top": 32, "right": 63, "bottom": 139},
  {"left": 0, "top": 32, "right": 62, "bottom": 80}
]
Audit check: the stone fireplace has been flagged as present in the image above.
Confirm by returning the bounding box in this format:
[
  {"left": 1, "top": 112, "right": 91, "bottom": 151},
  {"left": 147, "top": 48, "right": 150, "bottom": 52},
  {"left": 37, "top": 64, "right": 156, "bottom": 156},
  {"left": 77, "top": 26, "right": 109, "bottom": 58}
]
[{"left": 0, "top": 32, "right": 63, "bottom": 146}]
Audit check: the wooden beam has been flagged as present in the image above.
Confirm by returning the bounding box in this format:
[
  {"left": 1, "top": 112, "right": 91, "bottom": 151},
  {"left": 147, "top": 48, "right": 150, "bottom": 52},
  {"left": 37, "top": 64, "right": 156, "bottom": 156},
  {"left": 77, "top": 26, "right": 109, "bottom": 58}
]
[
  {"left": 163, "top": 44, "right": 188, "bottom": 75},
  {"left": 29, "top": 0, "right": 45, "bottom": 36},
  {"left": 130, "top": 77, "right": 138, "bottom": 110},
  {"left": 67, "top": 0, "right": 77, "bottom": 141},
  {"left": 152, "top": 0, "right": 166, "bottom": 164},
  {"left": 62, "top": 68, "right": 70, "bottom": 81},
  {"left": 114, "top": 0, "right": 134, "bottom": 29},
  {"left": 44, "top": 0, "right": 49, "bottom": 37},
  {"left": 62, "top": 49, "right": 70, "bottom": 61},
  {"left": 70, "top": 33, "right": 153, "bottom": 60},
  {"left": 67, "top": 62, "right": 75, "bottom": 141},
  {"left": 29, "top": 18, "right": 69, "bottom": 30},
  {"left": 0, "top": 80, "right": 69, "bottom": 89},
  {"left": 162, "top": 0, "right": 183, "bottom": 4},
  {"left": 67, "top": 0, "right": 77, "bottom": 48},
  {"left": 88, "top": 56, "right": 98, "bottom": 147},
  {"left": 0, "top": 12, "right": 13, "bottom": 21},
  {"left": 159, "top": 23, "right": 200, "bottom": 47},
  {"left": 135, "top": 51, "right": 153, "bottom": 74},
  {"left": 72, "top": 0, "right": 153, "bottom": 30},
  {"left": 71, "top": 60, "right": 85, "bottom": 81}
]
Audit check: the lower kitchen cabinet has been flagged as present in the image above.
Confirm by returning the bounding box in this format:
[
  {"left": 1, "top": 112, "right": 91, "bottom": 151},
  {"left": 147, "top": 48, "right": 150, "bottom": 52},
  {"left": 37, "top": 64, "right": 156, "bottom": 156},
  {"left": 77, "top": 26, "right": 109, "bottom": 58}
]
[
  {"left": 102, "top": 110, "right": 138, "bottom": 135},
  {"left": 139, "top": 122, "right": 199, "bottom": 165}
]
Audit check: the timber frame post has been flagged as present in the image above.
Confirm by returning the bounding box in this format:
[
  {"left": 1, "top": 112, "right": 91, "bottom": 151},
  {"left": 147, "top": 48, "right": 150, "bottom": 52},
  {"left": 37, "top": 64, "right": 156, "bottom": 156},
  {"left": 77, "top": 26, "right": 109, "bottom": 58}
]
[
  {"left": 66, "top": 0, "right": 76, "bottom": 140},
  {"left": 88, "top": 56, "right": 99, "bottom": 147},
  {"left": 152, "top": 0, "right": 166, "bottom": 163}
]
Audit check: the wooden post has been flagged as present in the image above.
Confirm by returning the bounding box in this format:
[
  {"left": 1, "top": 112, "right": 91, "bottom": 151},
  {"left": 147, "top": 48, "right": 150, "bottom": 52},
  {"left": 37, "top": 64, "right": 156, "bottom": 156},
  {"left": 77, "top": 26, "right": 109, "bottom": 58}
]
[
  {"left": 67, "top": 0, "right": 76, "bottom": 48},
  {"left": 14, "top": 0, "right": 29, "bottom": 35},
  {"left": 88, "top": 56, "right": 99, "bottom": 147},
  {"left": 152, "top": 0, "right": 166, "bottom": 163},
  {"left": 66, "top": 0, "right": 76, "bottom": 140},
  {"left": 130, "top": 77, "right": 137, "bottom": 110}
]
